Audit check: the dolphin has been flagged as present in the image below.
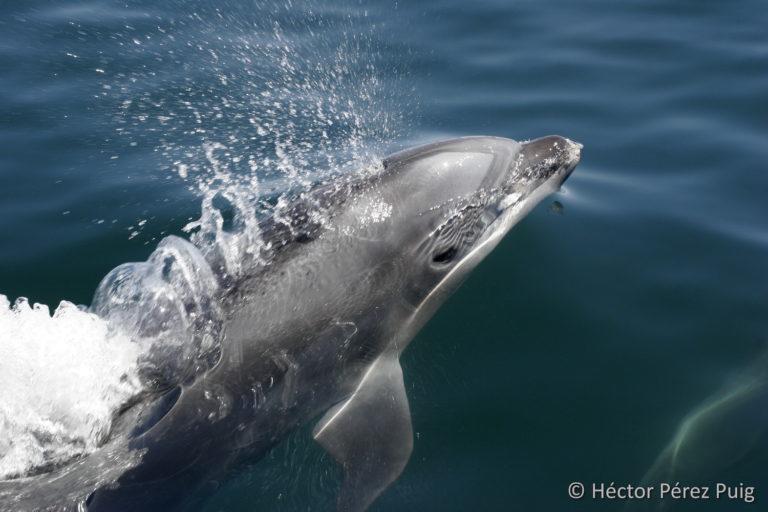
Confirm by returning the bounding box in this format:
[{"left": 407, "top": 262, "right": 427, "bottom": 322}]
[
  {"left": 0, "top": 135, "right": 581, "bottom": 511},
  {"left": 628, "top": 353, "right": 768, "bottom": 511}
]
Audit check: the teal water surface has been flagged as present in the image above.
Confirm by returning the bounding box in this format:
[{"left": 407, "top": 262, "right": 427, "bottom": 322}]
[{"left": 1, "top": 1, "right": 767, "bottom": 511}]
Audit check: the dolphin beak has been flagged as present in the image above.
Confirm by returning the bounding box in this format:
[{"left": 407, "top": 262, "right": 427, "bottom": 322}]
[{"left": 561, "top": 138, "right": 582, "bottom": 182}]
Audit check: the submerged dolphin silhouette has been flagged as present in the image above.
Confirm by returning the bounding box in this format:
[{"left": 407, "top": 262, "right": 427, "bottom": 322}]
[
  {"left": 2, "top": 135, "right": 581, "bottom": 511},
  {"left": 629, "top": 354, "right": 768, "bottom": 511}
]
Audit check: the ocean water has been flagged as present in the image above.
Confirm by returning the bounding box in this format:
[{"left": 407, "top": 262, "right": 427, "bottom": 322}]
[{"left": 1, "top": 1, "right": 767, "bottom": 511}]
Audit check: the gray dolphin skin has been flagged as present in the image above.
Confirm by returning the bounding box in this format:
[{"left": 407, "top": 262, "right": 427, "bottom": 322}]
[{"left": 0, "top": 135, "right": 581, "bottom": 511}]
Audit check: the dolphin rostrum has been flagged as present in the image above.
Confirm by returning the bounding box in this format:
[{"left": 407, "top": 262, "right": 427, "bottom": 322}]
[{"left": 1, "top": 135, "right": 581, "bottom": 511}]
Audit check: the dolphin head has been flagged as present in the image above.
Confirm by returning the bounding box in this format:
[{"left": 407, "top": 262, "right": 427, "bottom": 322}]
[
  {"left": 372, "top": 135, "right": 581, "bottom": 338},
  {"left": 507, "top": 135, "right": 582, "bottom": 191}
]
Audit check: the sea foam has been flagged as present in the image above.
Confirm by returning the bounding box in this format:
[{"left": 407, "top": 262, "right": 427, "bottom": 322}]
[{"left": 0, "top": 296, "right": 141, "bottom": 480}]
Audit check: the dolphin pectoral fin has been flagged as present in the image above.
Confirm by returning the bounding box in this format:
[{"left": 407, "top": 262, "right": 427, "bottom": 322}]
[{"left": 313, "top": 356, "right": 413, "bottom": 512}]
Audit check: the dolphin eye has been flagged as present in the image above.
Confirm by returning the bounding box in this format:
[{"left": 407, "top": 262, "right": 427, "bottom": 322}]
[
  {"left": 432, "top": 246, "right": 457, "bottom": 264},
  {"left": 544, "top": 162, "right": 561, "bottom": 177}
]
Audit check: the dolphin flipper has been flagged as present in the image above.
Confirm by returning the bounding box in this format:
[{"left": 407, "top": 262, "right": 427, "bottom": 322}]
[{"left": 313, "top": 355, "right": 413, "bottom": 512}]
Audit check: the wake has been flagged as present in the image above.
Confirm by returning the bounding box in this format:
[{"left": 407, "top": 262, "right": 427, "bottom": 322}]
[{"left": 0, "top": 297, "right": 140, "bottom": 479}]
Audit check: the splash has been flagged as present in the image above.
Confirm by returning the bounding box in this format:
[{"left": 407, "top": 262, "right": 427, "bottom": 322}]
[
  {"left": 1, "top": 1, "right": 410, "bottom": 482},
  {"left": 0, "top": 297, "right": 141, "bottom": 480},
  {"left": 91, "top": 235, "right": 224, "bottom": 389},
  {"left": 109, "top": 7, "right": 406, "bottom": 241}
]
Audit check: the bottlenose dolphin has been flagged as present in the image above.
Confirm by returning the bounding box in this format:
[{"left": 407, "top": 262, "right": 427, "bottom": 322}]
[
  {"left": 0, "top": 135, "right": 581, "bottom": 511},
  {"left": 629, "top": 353, "right": 768, "bottom": 511}
]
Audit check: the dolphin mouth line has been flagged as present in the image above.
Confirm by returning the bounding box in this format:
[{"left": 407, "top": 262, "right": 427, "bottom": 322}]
[
  {"left": 485, "top": 143, "right": 580, "bottom": 241},
  {"left": 409, "top": 165, "right": 570, "bottom": 331}
]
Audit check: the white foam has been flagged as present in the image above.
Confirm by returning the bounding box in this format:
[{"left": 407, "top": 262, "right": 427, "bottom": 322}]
[{"left": 0, "top": 296, "right": 142, "bottom": 480}]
